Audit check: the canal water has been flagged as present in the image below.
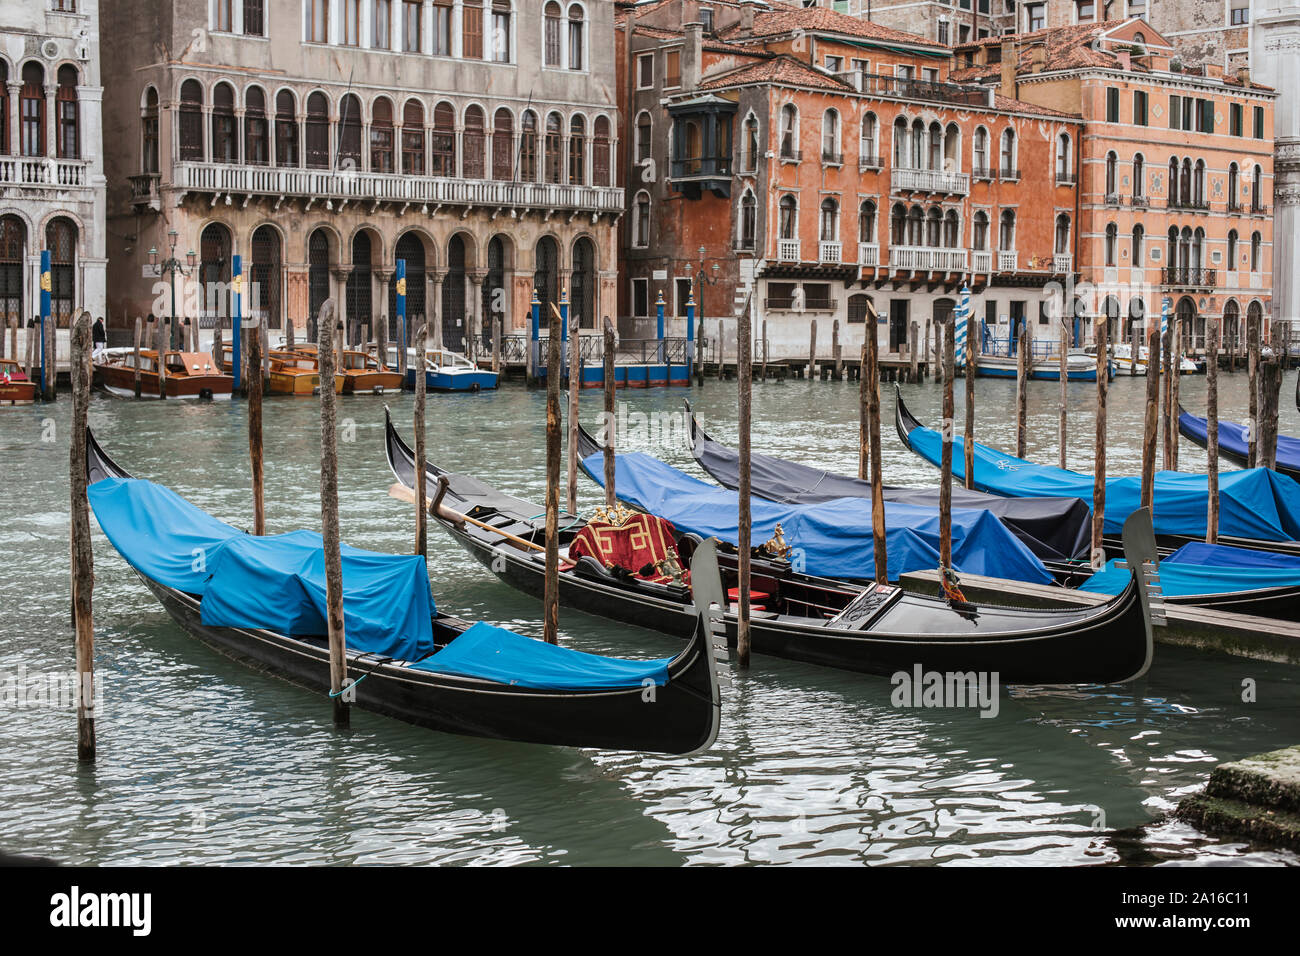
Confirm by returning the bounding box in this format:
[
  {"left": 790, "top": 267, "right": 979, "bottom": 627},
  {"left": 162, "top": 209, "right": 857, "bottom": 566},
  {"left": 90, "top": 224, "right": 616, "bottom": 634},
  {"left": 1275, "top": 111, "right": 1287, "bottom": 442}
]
[{"left": 2, "top": 369, "right": 1299, "bottom": 865}]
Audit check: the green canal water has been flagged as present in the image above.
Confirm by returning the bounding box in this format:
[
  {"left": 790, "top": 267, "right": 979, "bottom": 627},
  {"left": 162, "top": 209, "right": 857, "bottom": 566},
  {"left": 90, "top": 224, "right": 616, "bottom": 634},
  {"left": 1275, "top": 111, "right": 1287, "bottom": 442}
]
[{"left": 2, "top": 370, "right": 1299, "bottom": 865}]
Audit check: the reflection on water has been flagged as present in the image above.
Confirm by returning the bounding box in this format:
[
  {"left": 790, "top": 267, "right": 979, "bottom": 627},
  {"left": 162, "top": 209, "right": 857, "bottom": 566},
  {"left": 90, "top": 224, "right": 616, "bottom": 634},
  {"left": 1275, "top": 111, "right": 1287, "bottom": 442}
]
[{"left": 0, "top": 368, "right": 1297, "bottom": 865}]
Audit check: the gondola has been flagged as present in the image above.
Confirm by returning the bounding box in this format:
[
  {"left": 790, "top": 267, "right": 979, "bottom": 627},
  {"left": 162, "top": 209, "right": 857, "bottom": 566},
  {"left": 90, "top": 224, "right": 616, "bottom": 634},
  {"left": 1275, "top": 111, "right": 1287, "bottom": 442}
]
[
  {"left": 1177, "top": 405, "right": 1300, "bottom": 483},
  {"left": 895, "top": 387, "right": 1300, "bottom": 560},
  {"left": 678, "top": 402, "right": 1093, "bottom": 566},
  {"left": 385, "top": 410, "right": 1158, "bottom": 684},
  {"left": 86, "top": 428, "right": 721, "bottom": 755}
]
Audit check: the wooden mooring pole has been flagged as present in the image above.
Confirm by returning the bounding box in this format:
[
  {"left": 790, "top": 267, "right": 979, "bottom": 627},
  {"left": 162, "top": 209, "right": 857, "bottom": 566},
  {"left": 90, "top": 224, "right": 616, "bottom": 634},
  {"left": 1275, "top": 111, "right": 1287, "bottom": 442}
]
[
  {"left": 833, "top": 319, "right": 842, "bottom": 380},
  {"left": 1059, "top": 314, "right": 1069, "bottom": 470},
  {"left": 866, "top": 302, "right": 887, "bottom": 583},
  {"left": 317, "top": 301, "right": 349, "bottom": 726},
  {"left": 544, "top": 303, "right": 563, "bottom": 644},
  {"left": 248, "top": 317, "right": 265, "bottom": 535},
  {"left": 1206, "top": 316, "right": 1220, "bottom": 544},
  {"left": 1141, "top": 324, "right": 1161, "bottom": 509},
  {"left": 909, "top": 320, "right": 919, "bottom": 384},
  {"left": 1016, "top": 323, "right": 1029, "bottom": 459},
  {"left": 737, "top": 295, "right": 754, "bottom": 668},
  {"left": 602, "top": 316, "right": 616, "bottom": 508},
  {"left": 1259, "top": 349, "right": 1283, "bottom": 470},
  {"left": 858, "top": 337, "right": 869, "bottom": 481},
  {"left": 566, "top": 306, "right": 582, "bottom": 516},
  {"left": 808, "top": 319, "right": 817, "bottom": 380},
  {"left": 1247, "top": 311, "right": 1261, "bottom": 468},
  {"left": 940, "top": 316, "right": 954, "bottom": 570},
  {"left": 1170, "top": 319, "right": 1181, "bottom": 471},
  {"left": 414, "top": 318, "right": 428, "bottom": 557},
  {"left": 1093, "top": 317, "right": 1109, "bottom": 568},
  {"left": 964, "top": 315, "right": 975, "bottom": 491},
  {"left": 70, "top": 311, "right": 95, "bottom": 762},
  {"left": 132, "top": 317, "right": 142, "bottom": 398}
]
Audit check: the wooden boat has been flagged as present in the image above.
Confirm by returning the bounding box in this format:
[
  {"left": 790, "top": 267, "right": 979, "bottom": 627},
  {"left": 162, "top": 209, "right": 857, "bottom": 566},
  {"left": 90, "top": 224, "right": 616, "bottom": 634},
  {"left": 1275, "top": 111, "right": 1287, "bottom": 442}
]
[
  {"left": 339, "top": 349, "right": 403, "bottom": 395},
  {"left": 0, "top": 357, "right": 37, "bottom": 405},
  {"left": 384, "top": 410, "right": 1158, "bottom": 684},
  {"left": 96, "top": 348, "right": 232, "bottom": 400},
  {"left": 973, "top": 350, "right": 1114, "bottom": 382},
  {"left": 86, "top": 428, "right": 721, "bottom": 755},
  {"left": 266, "top": 350, "right": 323, "bottom": 395},
  {"left": 1110, "top": 344, "right": 1198, "bottom": 375},
  {"left": 269, "top": 345, "right": 344, "bottom": 393},
  {"left": 1178, "top": 404, "right": 1300, "bottom": 483}
]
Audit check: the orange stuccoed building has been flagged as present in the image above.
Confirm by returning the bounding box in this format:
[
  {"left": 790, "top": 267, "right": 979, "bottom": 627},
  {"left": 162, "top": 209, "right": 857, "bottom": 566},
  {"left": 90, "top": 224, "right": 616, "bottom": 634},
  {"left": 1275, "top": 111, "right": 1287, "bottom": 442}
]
[{"left": 615, "top": 2, "right": 1275, "bottom": 362}]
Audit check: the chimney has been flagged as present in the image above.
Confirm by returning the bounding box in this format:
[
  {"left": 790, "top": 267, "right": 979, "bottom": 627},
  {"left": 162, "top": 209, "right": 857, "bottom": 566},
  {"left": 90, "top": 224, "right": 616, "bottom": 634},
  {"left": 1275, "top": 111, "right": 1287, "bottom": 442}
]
[
  {"left": 1030, "top": 43, "right": 1047, "bottom": 73},
  {"left": 999, "top": 39, "right": 1017, "bottom": 98},
  {"left": 1237, "top": 65, "right": 1251, "bottom": 86},
  {"left": 1117, "top": 50, "right": 1130, "bottom": 72},
  {"left": 740, "top": 1, "right": 755, "bottom": 35},
  {"left": 684, "top": 21, "right": 703, "bottom": 91}
]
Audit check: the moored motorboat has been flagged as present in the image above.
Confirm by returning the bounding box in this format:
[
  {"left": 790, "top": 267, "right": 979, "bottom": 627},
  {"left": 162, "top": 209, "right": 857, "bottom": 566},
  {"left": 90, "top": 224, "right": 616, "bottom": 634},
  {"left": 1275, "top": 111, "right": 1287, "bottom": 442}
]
[
  {"left": 390, "top": 347, "right": 499, "bottom": 392},
  {"left": 86, "top": 428, "right": 721, "bottom": 755},
  {"left": 266, "top": 349, "right": 323, "bottom": 395},
  {"left": 0, "top": 357, "right": 37, "bottom": 405},
  {"left": 96, "top": 348, "right": 232, "bottom": 400},
  {"left": 339, "top": 349, "right": 403, "bottom": 395},
  {"left": 974, "top": 350, "right": 1113, "bottom": 382},
  {"left": 384, "top": 409, "right": 1158, "bottom": 684}
]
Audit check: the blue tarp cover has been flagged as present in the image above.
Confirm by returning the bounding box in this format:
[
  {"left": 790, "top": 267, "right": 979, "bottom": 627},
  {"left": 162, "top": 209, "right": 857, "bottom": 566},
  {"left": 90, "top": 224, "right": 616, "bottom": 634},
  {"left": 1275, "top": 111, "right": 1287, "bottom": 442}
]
[
  {"left": 89, "top": 477, "right": 670, "bottom": 689},
  {"left": 413, "top": 621, "right": 671, "bottom": 688},
  {"left": 580, "top": 449, "right": 1054, "bottom": 584},
  {"left": 906, "top": 426, "right": 1300, "bottom": 540},
  {"left": 1178, "top": 409, "right": 1300, "bottom": 473},
  {"left": 1080, "top": 541, "right": 1300, "bottom": 597}
]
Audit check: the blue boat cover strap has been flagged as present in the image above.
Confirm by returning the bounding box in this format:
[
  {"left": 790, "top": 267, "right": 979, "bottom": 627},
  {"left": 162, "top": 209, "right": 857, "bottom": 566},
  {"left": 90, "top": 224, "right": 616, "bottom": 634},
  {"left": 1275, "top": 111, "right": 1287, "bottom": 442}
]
[
  {"left": 579, "top": 448, "right": 1054, "bottom": 584},
  {"left": 1080, "top": 540, "right": 1300, "bottom": 597},
  {"left": 415, "top": 621, "right": 672, "bottom": 689},
  {"left": 906, "top": 426, "right": 1300, "bottom": 540}
]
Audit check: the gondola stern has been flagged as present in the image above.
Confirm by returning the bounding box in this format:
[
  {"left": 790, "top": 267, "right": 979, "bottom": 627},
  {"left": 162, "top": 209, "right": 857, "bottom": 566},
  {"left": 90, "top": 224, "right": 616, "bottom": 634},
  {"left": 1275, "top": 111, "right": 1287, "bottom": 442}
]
[
  {"left": 675, "top": 537, "right": 727, "bottom": 756},
  {"left": 1119, "top": 507, "right": 1160, "bottom": 681},
  {"left": 893, "top": 384, "right": 923, "bottom": 450}
]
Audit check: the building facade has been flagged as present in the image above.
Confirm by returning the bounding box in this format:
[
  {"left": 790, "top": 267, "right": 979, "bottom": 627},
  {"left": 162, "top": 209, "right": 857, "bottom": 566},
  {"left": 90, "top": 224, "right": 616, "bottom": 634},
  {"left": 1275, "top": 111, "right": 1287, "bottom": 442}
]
[
  {"left": 0, "top": 0, "right": 106, "bottom": 330},
  {"left": 1253, "top": 3, "right": 1300, "bottom": 332},
  {"left": 102, "top": 0, "right": 622, "bottom": 352},
  {"left": 952, "top": 19, "right": 1276, "bottom": 351},
  {"left": 618, "top": 0, "right": 1082, "bottom": 360}
]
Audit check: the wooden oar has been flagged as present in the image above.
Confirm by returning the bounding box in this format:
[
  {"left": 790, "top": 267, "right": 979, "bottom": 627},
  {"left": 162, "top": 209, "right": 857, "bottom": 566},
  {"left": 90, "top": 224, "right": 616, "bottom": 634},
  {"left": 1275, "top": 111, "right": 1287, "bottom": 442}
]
[{"left": 387, "top": 479, "right": 546, "bottom": 553}]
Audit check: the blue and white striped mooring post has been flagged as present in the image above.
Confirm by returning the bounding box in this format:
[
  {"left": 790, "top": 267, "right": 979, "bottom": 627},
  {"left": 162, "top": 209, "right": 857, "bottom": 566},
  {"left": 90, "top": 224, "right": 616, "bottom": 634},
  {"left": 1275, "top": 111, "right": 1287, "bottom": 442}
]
[
  {"left": 39, "top": 249, "right": 50, "bottom": 398},
  {"left": 955, "top": 285, "right": 970, "bottom": 372},
  {"left": 396, "top": 258, "right": 407, "bottom": 387}
]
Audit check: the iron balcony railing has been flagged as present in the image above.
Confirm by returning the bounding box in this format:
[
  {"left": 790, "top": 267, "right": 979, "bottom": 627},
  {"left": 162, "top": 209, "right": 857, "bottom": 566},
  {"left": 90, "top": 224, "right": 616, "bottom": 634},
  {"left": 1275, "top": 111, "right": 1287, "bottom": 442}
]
[
  {"left": 858, "top": 154, "right": 883, "bottom": 171},
  {"left": 1167, "top": 196, "right": 1210, "bottom": 211},
  {"left": 837, "top": 70, "right": 991, "bottom": 108},
  {"left": 1162, "top": 266, "right": 1217, "bottom": 287},
  {"left": 669, "top": 156, "right": 733, "bottom": 179}
]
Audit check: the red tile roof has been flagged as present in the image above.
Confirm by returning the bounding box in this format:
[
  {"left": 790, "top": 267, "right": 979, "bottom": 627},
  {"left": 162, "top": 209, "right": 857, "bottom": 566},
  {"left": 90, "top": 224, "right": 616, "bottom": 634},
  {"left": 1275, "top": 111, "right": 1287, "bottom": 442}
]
[
  {"left": 718, "top": 7, "right": 944, "bottom": 50},
  {"left": 698, "top": 54, "right": 854, "bottom": 93}
]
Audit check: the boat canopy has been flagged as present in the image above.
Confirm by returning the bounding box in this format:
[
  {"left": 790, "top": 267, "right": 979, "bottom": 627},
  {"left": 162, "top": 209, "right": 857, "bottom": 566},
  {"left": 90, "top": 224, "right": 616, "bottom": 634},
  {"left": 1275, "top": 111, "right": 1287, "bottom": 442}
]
[
  {"left": 579, "top": 448, "right": 1054, "bottom": 584},
  {"left": 1081, "top": 541, "right": 1300, "bottom": 597},
  {"left": 88, "top": 477, "right": 437, "bottom": 661},
  {"left": 689, "top": 418, "right": 1092, "bottom": 561},
  {"left": 1178, "top": 409, "right": 1300, "bottom": 477},
  {"left": 905, "top": 425, "right": 1300, "bottom": 540}
]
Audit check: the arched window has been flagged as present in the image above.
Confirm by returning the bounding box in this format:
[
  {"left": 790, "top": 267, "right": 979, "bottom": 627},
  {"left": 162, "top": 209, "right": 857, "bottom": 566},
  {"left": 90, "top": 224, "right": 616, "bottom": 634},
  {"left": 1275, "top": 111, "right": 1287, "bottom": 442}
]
[
  {"left": 1105, "top": 151, "right": 1117, "bottom": 196},
  {"left": 1228, "top": 162, "right": 1239, "bottom": 208},
  {"left": 142, "top": 87, "right": 159, "bottom": 173},
  {"left": 305, "top": 91, "right": 330, "bottom": 168},
  {"left": 860, "top": 112, "right": 878, "bottom": 164},
  {"left": 633, "top": 191, "right": 650, "bottom": 247},
  {"left": 780, "top": 104, "right": 798, "bottom": 159},
  {"left": 276, "top": 90, "right": 298, "bottom": 167},
  {"left": 821, "top": 109, "right": 840, "bottom": 163},
  {"left": 925, "top": 206, "right": 941, "bottom": 247},
  {"left": 1132, "top": 153, "right": 1144, "bottom": 199},
  {"left": 1131, "top": 224, "right": 1144, "bottom": 264},
  {"left": 250, "top": 225, "right": 282, "bottom": 330},
  {"left": 492, "top": 107, "right": 514, "bottom": 180},
  {"left": 432, "top": 102, "right": 456, "bottom": 176},
  {"left": 1057, "top": 214, "right": 1072, "bottom": 256},
  {"left": 0, "top": 216, "right": 24, "bottom": 326},
  {"left": 1251, "top": 231, "right": 1262, "bottom": 271},
  {"left": 858, "top": 200, "right": 877, "bottom": 243},
  {"left": 635, "top": 110, "right": 652, "bottom": 164},
  {"left": 739, "top": 191, "right": 756, "bottom": 249},
  {"left": 46, "top": 218, "right": 77, "bottom": 326},
  {"left": 972, "top": 211, "right": 989, "bottom": 251},
  {"left": 1227, "top": 229, "right": 1238, "bottom": 267},
  {"left": 533, "top": 235, "right": 559, "bottom": 315},
  {"left": 544, "top": 3, "right": 562, "bottom": 67},
  {"left": 999, "top": 128, "right": 1015, "bottom": 176},
  {"left": 544, "top": 111, "right": 562, "bottom": 183},
  {"left": 370, "top": 97, "right": 394, "bottom": 172},
  {"left": 778, "top": 195, "right": 797, "bottom": 240},
  {"left": 892, "top": 117, "right": 908, "bottom": 167},
  {"left": 212, "top": 82, "right": 236, "bottom": 163},
  {"left": 910, "top": 118, "right": 924, "bottom": 168},
  {"left": 244, "top": 86, "right": 268, "bottom": 165},
  {"left": 568, "top": 114, "right": 585, "bottom": 184},
  {"left": 174, "top": 81, "right": 204, "bottom": 158},
  {"left": 890, "top": 203, "right": 906, "bottom": 245},
  {"left": 1167, "top": 156, "right": 1179, "bottom": 204},
  {"left": 819, "top": 198, "right": 839, "bottom": 243},
  {"left": 1251, "top": 164, "right": 1262, "bottom": 211},
  {"left": 742, "top": 114, "right": 759, "bottom": 171},
  {"left": 338, "top": 93, "right": 362, "bottom": 168},
  {"left": 200, "top": 222, "right": 232, "bottom": 325},
  {"left": 943, "top": 209, "right": 959, "bottom": 247},
  {"left": 346, "top": 231, "right": 373, "bottom": 329},
  {"left": 402, "top": 99, "right": 425, "bottom": 175},
  {"left": 463, "top": 105, "right": 486, "bottom": 178},
  {"left": 1179, "top": 157, "right": 1192, "bottom": 206},
  {"left": 1104, "top": 223, "right": 1117, "bottom": 266},
  {"left": 571, "top": 236, "right": 596, "bottom": 329},
  {"left": 567, "top": 4, "right": 585, "bottom": 71},
  {"left": 1223, "top": 299, "right": 1240, "bottom": 352},
  {"left": 1194, "top": 159, "right": 1206, "bottom": 206},
  {"left": 308, "top": 229, "right": 331, "bottom": 325},
  {"left": 392, "top": 232, "right": 427, "bottom": 337},
  {"left": 0, "top": 64, "right": 8, "bottom": 155},
  {"left": 943, "top": 123, "right": 959, "bottom": 171},
  {"left": 519, "top": 110, "right": 538, "bottom": 180},
  {"left": 973, "top": 126, "right": 988, "bottom": 175},
  {"left": 927, "top": 121, "right": 942, "bottom": 171},
  {"left": 20, "top": 63, "right": 45, "bottom": 157},
  {"left": 1055, "top": 132, "right": 1070, "bottom": 180},
  {"left": 999, "top": 209, "right": 1016, "bottom": 249},
  {"left": 592, "top": 115, "right": 611, "bottom": 186},
  {"left": 56, "top": 65, "right": 79, "bottom": 159},
  {"left": 906, "top": 206, "right": 923, "bottom": 246}
]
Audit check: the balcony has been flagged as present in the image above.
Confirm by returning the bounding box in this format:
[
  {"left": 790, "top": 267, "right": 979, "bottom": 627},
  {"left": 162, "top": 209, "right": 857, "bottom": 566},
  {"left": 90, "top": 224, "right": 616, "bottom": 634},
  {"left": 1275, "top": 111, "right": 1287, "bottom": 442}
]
[
  {"left": 1130, "top": 194, "right": 1149, "bottom": 209},
  {"left": 837, "top": 70, "right": 991, "bottom": 108},
  {"left": 972, "top": 250, "right": 993, "bottom": 273},
  {"left": 821, "top": 150, "right": 844, "bottom": 166},
  {"left": 172, "top": 161, "right": 624, "bottom": 215},
  {"left": 0, "top": 157, "right": 89, "bottom": 189},
  {"left": 858, "top": 242, "right": 880, "bottom": 267},
  {"left": 890, "top": 246, "right": 969, "bottom": 272},
  {"left": 1103, "top": 193, "right": 1121, "bottom": 206},
  {"left": 892, "top": 167, "right": 970, "bottom": 195},
  {"left": 130, "top": 173, "right": 161, "bottom": 210},
  {"left": 999, "top": 250, "right": 1019, "bottom": 272},
  {"left": 1056, "top": 172, "right": 1077, "bottom": 186},
  {"left": 972, "top": 165, "right": 995, "bottom": 181},
  {"left": 669, "top": 155, "right": 733, "bottom": 199},
  {"left": 859, "top": 154, "right": 883, "bottom": 171},
  {"left": 999, "top": 167, "right": 1020, "bottom": 182},
  {"left": 1162, "top": 266, "right": 1217, "bottom": 288},
  {"left": 779, "top": 148, "right": 802, "bottom": 163},
  {"left": 1228, "top": 199, "right": 1242, "bottom": 213},
  {"left": 777, "top": 239, "right": 801, "bottom": 262},
  {"left": 819, "top": 240, "right": 842, "bottom": 263},
  {"left": 1251, "top": 203, "right": 1271, "bottom": 217},
  {"left": 1052, "top": 253, "right": 1074, "bottom": 274},
  {"left": 1167, "top": 196, "right": 1210, "bottom": 212}
]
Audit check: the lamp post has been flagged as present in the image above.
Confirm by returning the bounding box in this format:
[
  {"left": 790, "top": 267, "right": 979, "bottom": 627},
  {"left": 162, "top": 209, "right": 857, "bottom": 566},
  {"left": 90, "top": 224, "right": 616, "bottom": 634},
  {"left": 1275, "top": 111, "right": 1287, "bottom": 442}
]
[
  {"left": 695, "top": 245, "right": 721, "bottom": 366},
  {"left": 149, "top": 229, "right": 197, "bottom": 350}
]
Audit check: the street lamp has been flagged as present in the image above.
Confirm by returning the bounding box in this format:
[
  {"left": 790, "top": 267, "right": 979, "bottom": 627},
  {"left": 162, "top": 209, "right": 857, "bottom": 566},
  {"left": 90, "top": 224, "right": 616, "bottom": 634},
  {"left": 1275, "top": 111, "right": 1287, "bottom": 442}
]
[
  {"left": 149, "top": 228, "right": 197, "bottom": 350},
  {"left": 695, "top": 244, "right": 721, "bottom": 335}
]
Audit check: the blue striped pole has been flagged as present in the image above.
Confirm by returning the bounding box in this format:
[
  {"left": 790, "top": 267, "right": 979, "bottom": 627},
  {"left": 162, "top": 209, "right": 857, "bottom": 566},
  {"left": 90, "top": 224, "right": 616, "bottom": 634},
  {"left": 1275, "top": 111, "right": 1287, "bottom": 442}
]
[
  {"left": 396, "top": 258, "right": 407, "bottom": 383},
  {"left": 39, "top": 250, "right": 50, "bottom": 397},
  {"left": 530, "top": 288, "right": 541, "bottom": 382},
  {"left": 686, "top": 290, "right": 696, "bottom": 383},
  {"left": 232, "top": 254, "right": 243, "bottom": 395},
  {"left": 955, "top": 285, "right": 970, "bottom": 370},
  {"left": 560, "top": 287, "right": 570, "bottom": 384},
  {"left": 656, "top": 290, "right": 666, "bottom": 365}
]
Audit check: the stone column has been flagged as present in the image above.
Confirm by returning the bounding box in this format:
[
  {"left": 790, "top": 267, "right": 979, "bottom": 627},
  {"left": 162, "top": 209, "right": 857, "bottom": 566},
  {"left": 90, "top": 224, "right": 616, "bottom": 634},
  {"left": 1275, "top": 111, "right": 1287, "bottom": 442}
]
[
  {"left": 468, "top": 270, "right": 488, "bottom": 363},
  {"left": 6, "top": 83, "right": 18, "bottom": 156},
  {"left": 427, "top": 271, "right": 444, "bottom": 351},
  {"left": 330, "top": 266, "right": 351, "bottom": 335},
  {"left": 1255, "top": 5, "right": 1300, "bottom": 330},
  {"left": 44, "top": 85, "right": 56, "bottom": 160},
  {"left": 375, "top": 269, "right": 392, "bottom": 348}
]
